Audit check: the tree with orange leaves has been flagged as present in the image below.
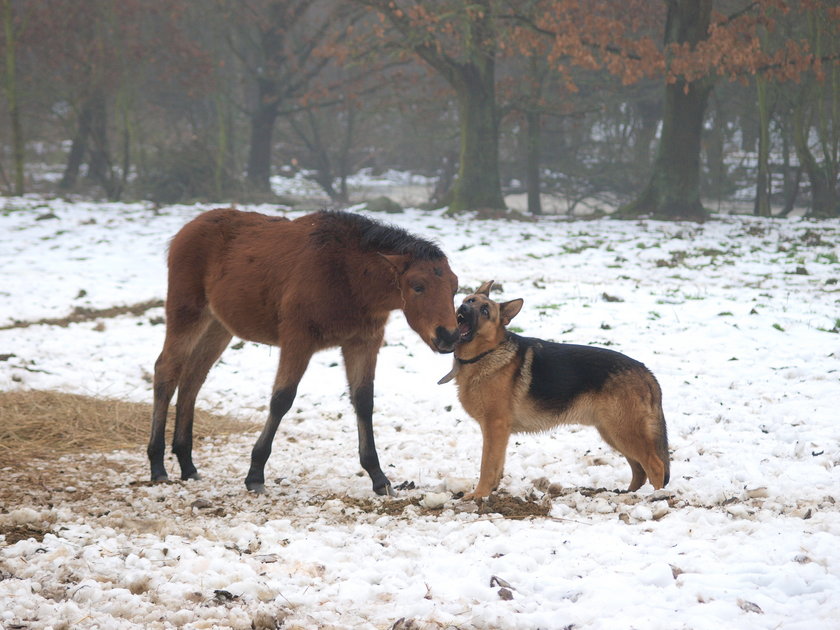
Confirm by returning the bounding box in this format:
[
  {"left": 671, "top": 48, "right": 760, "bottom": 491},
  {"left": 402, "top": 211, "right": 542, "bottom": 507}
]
[
  {"left": 357, "top": 0, "right": 507, "bottom": 212},
  {"left": 356, "top": 0, "right": 666, "bottom": 213},
  {"left": 614, "top": 0, "right": 838, "bottom": 219},
  {"left": 359, "top": 0, "right": 838, "bottom": 218}
]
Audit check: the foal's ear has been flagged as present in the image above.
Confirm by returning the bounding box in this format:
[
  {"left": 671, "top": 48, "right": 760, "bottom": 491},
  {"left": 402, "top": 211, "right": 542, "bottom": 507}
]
[
  {"left": 379, "top": 253, "right": 411, "bottom": 274},
  {"left": 476, "top": 280, "right": 494, "bottom": 296},
  {"left": 500, "top": 298, "right": 523, "bottom": 326}
]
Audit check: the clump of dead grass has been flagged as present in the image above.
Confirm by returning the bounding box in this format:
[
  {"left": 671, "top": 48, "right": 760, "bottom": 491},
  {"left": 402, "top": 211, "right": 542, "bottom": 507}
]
[{"left": 0, "top": 390, "right": 259, "bottom": 468}]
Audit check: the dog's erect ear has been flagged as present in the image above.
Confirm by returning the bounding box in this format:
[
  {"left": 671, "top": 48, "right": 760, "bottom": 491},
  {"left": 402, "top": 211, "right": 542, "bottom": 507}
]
[
  {"left": 475, "top": 280, "right": 494, "bottom": 296},
  {"left": 500, "top": 298, "right": 523, "bottom": 326}
]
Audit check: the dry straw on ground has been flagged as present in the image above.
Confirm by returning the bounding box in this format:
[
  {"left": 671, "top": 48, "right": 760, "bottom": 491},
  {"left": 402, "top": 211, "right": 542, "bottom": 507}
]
[{"left": 0, "top": 389, "right": 259, "bottom": 468}]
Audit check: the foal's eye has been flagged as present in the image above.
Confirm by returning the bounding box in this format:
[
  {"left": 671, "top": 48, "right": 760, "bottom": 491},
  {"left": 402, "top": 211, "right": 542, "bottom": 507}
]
[
  {"left": 480, "top": 305, "right": 489, "bottom": 317},
  {"left": 413, "top": 284, "right": 425, "bottom": 294}
]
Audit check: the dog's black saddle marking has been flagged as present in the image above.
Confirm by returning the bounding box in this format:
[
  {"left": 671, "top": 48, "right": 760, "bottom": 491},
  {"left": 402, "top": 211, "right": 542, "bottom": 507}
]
[{"left": 512, "top": 333, "right": 646, "bottom": 408}]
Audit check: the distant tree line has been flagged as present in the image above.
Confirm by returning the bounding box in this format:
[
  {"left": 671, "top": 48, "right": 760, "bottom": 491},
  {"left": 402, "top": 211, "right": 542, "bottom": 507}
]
[{"left": 0, "top": 0, "right": 838, "bottom": 219}]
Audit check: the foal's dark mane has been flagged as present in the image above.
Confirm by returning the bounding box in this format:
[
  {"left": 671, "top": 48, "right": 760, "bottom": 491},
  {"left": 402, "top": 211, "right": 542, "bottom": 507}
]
[{"left": 312, "top": 210, "right": 445, "bottom": 261}]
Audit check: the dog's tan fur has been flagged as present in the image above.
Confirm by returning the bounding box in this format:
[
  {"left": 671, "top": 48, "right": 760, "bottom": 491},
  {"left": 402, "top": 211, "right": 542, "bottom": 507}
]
[{"left": 447, "top": 281, "right": 669, "bottom": 500}]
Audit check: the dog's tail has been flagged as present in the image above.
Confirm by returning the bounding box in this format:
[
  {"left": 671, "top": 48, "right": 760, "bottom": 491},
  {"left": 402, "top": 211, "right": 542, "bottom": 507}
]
[
  {"left": 647, "top": 373, "right": 670, "bottom": 487},
  {"left": 657, "top": 408, "right": 670, "bottom": 487}
]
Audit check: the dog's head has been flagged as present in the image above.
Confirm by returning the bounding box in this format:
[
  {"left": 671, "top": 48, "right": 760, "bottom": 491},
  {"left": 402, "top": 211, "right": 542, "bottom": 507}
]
[{"left": 456, "top": 280, "right": 523, "bottom": 352}]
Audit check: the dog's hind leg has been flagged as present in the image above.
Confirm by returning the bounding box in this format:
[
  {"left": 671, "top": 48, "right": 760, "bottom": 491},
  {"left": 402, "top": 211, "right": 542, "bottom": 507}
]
[
  {"left": 637, "top": 449, "right": 667, "bottom": 490},
  {"left": 617, "top": 438, "right": 667, "bottom": 491},
  {"left": 598, "top": 423, "right": 666, "bottom": 491},
  {"left": 625, "top": 457, "right": 648, "bottom": 492},
  {"left": 632, "top": 411, "right": 669, "bottom": 490}
]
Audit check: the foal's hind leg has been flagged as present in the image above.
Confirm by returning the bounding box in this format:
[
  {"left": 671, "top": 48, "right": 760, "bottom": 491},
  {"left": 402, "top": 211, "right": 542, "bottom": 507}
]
[
  {"left": 148, "top": 310, "right": 211, "bottom": 481},
  {"left": 343, "top": 336, "right": 394, "bottom": 496},
  {"left": 171, "top": 318, "right": 232, "bottom": 480},
  {"left": 245, "top": 345, "right": 313, "bottom": 493}
]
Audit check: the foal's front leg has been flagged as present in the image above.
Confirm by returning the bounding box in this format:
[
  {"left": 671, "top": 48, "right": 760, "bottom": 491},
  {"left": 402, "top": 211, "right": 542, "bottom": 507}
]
[
  {"left": 245, "top": 347, "right": 312, "bottom": 493},
  {"left": 343, "top": 337, "right": 394, "bottom": 496}
]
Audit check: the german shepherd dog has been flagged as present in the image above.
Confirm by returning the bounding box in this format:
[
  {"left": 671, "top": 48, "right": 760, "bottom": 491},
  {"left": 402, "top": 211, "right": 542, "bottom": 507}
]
[{"left": 439, "top": 281, "right": 670, "bottom": 500}]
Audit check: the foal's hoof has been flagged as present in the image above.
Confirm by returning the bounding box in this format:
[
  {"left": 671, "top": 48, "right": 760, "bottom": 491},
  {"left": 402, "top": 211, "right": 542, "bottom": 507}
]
[
  {"left": 374, "top": 483, "right": 397, "bottom": 497},
  {"left": 246, "top": 482, "right": 267, "bottom": 494},
  {"left": 181, "top": 472, "right": 201, "bottom": 481},
  {"left": 150, "top": 473, "right": 169, "bottom": 483}
]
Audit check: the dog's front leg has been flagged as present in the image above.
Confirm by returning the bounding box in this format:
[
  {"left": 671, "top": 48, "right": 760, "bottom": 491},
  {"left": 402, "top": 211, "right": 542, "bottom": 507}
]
[{"left": 465, "top": 416, "right": 511, "bottom": 500}]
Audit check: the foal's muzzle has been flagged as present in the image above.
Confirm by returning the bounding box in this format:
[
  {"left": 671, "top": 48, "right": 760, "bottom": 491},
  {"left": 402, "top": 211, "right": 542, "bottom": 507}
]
[{"left": 433, "top": 326, "right": 459, "bottom": 353}]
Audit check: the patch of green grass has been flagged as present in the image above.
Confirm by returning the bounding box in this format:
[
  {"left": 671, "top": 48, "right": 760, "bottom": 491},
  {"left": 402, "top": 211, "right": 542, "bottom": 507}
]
[
  {"left": 817, "top": 318, "right": 840, "bottom": 333},
  {"left": 561, "top": 241, "right": 603, "bottom": 254}
]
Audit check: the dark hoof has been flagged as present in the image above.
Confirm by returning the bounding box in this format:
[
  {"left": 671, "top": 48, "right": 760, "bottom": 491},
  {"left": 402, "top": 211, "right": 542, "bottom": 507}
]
[
  {"left": 246, "top": 482, "right": 266, "bottom": 494},
  {"left": 151, "top": 473, "right": 169, "bottom": 483},
  {"left": 181, "top": 471, "right": 201, "bottom": 481},
  {"left": 374, "top": 483, "right": 397, "bottom": 497}
]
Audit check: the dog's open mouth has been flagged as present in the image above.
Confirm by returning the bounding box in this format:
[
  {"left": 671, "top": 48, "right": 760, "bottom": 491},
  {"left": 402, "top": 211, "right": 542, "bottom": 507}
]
[{"left": 456, "top": 307, "right": 476, "bottom": 343}]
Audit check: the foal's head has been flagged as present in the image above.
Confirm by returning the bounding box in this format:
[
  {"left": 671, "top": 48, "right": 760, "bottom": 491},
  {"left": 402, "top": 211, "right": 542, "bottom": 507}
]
[{"left": 383, "top": 254, "right": 459, "bottom": 353}]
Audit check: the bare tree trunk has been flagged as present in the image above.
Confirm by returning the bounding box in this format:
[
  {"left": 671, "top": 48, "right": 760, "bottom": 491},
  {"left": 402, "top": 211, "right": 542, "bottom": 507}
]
[
  {"left": 59, "top": 99, "right": 94, "bottom": 191},
  {"left": 793, "top": 83, "right": 839, "bottom": 218},
  {"left": 780, "top": 115, "right": 801, "bottom": 216},
  {"left": 431, "top": 150, "right": 458, "bottom": 207},
  {"left": 85, "top": 88, "right": 121, "bottom": 200},
  {"left": 335, "top": 107, "right": 355, "bottom": 204},
  {"left": 246, "top": 99, "right": 278, "bottom": 193},
  {"left": 525, "top": 110, "right": 542, "bottom": 215},
  {"left": 2, "top": 0, "right": 24, "bottom": 195},
  {"left": 633, "top": 99, "right": 661, "bottom": 171}
]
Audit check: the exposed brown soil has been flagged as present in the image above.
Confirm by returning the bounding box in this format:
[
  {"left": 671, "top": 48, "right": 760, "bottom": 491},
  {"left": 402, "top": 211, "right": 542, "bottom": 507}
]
[
  {"left": 0, "top": 298, "right": 164, "bottom": 330},
  {"left": 330, "top": 491, "right": 550, "bottom": 519},
  {"left": 477, "top": 493, "right": 552, "bottom": 518}
]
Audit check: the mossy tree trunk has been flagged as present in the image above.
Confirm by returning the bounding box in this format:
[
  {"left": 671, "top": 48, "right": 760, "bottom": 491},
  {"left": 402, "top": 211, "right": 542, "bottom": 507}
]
[
  {"left": 449, "top": 64, "right": 506, "bottom": 212},
  {"left": 754, "top": 76, "right": 772, "bottom": 217},
  {"left": 620, "top": 0, "right": 713, "bottom": 221},
  {"left": 368, "top": 0, "right": 506, "bottom": 213}
]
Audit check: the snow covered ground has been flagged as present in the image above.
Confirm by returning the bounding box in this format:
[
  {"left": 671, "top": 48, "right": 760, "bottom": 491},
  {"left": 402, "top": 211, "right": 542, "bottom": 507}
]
[{"left": 1, "top": 192, "right": 839, "bottom": 629}]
